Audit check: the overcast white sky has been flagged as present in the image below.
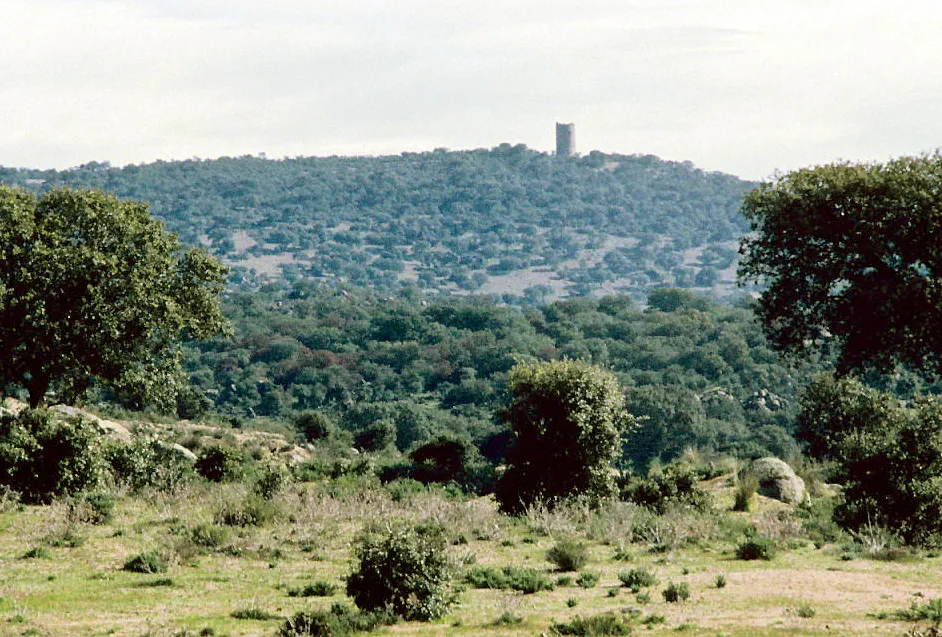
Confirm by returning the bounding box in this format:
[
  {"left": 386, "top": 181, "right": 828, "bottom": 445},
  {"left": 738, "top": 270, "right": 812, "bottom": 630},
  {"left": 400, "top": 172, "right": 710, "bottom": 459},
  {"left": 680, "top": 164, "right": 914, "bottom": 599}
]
[{"left": 2, "top": 0, "right": 941, "bottom": 179}]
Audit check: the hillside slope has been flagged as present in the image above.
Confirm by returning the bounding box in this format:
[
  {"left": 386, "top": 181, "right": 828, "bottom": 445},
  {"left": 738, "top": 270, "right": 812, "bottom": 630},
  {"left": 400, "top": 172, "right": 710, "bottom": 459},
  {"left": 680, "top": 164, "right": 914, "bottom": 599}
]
[{"left": 0, "top": 147, "right": 754, "bottom": 301}]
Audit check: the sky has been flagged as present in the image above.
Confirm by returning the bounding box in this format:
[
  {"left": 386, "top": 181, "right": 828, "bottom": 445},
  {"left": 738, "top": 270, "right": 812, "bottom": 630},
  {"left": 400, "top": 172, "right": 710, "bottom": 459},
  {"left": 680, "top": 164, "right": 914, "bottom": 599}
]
[{"left": 3, "top": 0, "right": 942, "bottom": 180}]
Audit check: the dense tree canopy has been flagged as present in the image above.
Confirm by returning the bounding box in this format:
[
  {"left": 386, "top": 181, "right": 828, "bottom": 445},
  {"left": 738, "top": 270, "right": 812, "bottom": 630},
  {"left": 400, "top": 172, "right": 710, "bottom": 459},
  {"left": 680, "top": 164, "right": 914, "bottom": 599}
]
[
  {"left": 739, "top": 155, "right": 942, "bottom": 376},
  {"left": 0, "top": 187, "right": 228, "bottom": 407},
  {"left": 495, "top": 359, "right": 635, "bottom": 513}
]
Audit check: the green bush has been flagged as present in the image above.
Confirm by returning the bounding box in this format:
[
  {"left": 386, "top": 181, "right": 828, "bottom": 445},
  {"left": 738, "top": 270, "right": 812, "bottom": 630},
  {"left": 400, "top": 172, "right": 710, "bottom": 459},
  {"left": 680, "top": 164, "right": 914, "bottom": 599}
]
[
  {"left": 550, "top": 613, "right": 633, "bottom": 636},
  {"left": 107, "top": 438, "right": 193, "bottom": 493},
  {"left": 736, "top": 536, "right": 777, "bottom": 561},
  {"left": 715, "top": 573, "right": 727, "bottom": 589},
  {"left": 196, "top": 445, "right": 245, "bottom": 482},
  {"left": 254, "top": 460, "right": 291, "bottom": 500},
  {"left": 620, "top": 463, "right": 711, "bottom": 514},
  {"left": 662, "top": 581, "right": 690, "bottom": 603},
  {"left": 288, "top": 581, "right": 338, "bottom": 597},
  {"left": 189, "top": 523, "right": 230, "bottom": 549},
  {"left": 732, "top": 471, "right": 758, "bottom": 512},
  {"left": 546, "top": 538, "right": 590, "bottom": 572},
  {"left": 123, "top": 551, "right": 167, "bottom": 574},
  {"left": 346, "top": 524, "right": 456, "bottom": 621},
  {"left": 279, "top": 603, "right": 396, "bottom": 637},
  {"left": 216, "top": 494, "right": 280, "bottom": 527},
  {"left": 82, "top": 492, "right": 115, "bottom": 525},
  {"left": 617, "top": 567, "right": 658, "bottom": 589},
  {"left": 576, "top": 571, "right": 600, "bottom": 589},
  {"left": 231, "top": 606, "right": 280, "bottom": 620},
  {"left": 293, "top": 410, "right": 335, "bottom": 442},
  {"left": 464, "top": 566, "right": 555, "bottom": 594},
  {"left": 0, "top": 409, "right": 109, "bottom": 503}
]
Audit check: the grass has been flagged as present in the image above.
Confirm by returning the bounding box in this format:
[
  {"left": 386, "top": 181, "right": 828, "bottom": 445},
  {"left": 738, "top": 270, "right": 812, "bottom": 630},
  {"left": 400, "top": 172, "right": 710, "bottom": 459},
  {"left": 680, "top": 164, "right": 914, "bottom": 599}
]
[{"left": 1, "top": 468, "right": 941, "bottom": 636}]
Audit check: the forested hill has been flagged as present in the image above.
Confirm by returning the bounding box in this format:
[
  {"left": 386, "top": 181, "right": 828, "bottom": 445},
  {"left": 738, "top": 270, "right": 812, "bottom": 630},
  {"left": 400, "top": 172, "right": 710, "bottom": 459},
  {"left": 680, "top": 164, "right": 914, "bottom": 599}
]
[{"left": 0, "top": 146, "right": 754, "bottom": 302}]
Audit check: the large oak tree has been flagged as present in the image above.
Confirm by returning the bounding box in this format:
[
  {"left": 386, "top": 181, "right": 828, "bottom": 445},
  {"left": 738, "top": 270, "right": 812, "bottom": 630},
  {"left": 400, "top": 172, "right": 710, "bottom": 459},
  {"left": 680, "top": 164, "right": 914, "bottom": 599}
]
[
  {"left": 0, "top": 186, "right": 228, "bottom": 408},
  {"left": 739, "top": 154, "right": 942, "bottom": 377}
]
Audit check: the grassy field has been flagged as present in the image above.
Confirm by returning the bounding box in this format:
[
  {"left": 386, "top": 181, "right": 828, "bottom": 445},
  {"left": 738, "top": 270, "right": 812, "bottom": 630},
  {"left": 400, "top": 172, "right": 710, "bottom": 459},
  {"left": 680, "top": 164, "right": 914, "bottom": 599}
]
[{"left": 1, "top": 471, "right": 940, "bottom": 637}]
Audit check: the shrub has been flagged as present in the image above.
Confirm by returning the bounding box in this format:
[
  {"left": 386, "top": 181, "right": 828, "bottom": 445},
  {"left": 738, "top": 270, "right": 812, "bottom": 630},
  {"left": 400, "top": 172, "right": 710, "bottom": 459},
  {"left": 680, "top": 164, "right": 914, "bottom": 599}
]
[
  {"left": 576, "top": 571, "right": 600, "bottom": 589},
  {"left": 293, "top": 410, "right": 335, "bottom": 442},
  {"left": 732, "top": 471, "right": 758, "bottom": 512},
  {"left": 715, "top": 573, "right": 727, "bottom": 589},
  {"left": 22, "top": 546, "right": 50, "bottom": 559},
  {"left": 465, "top": 566, "right": 555, "bottom": 594},
  {"left": 546, "top": 538, "right": 590, "bottom": 571},
  {"left": 279, "top": 603, "right": 396, "bottom": 637},
  {"left": 123, "top": 551, "right": 167, "bottom": 574},
  {"left": 189, "top": 523, "right": 230, "bottom": 549},
  {"left": 217, "top": 494, "right": 280, "bottom": 527},
  {"left": 618, "top": 567, "right": 658, "bottom": 589},
  {"left": 736, "top": 536, "right": 777, "bottom": 561},
  {"left": 0, "top": 409, "right": 109, "bottom": 503},
  {"left": 107, "top": 438, "right": 193, "bottom": 493},
  {"left": 346, "top": 524, "right": 456, "bottom": 621},
  {"left": 621, "top": 463, "right": 711, "bottom": 514},
  {"left": 550, "top": 613, "right": 633, "bottom": 636},
  {"left": 662, "top": 581, "right": 690, "bottom": 603},
  {"left": 231, "top": 606, "right": 280, "bottom": 621},
  {"left": 495, "top": 360, "right": 635, "bottom": 514},
  {"left": 254, "top": 460, "right": 291, "bottom": 500},
  {"left": 288, "top": 581, "right": 338, "bottom": 597},
  {"left": 196, "top": 445, "right": 245, "bottom": 482},
  {"left": 83, "top": 492, "right": 115, "bottom": 524}
]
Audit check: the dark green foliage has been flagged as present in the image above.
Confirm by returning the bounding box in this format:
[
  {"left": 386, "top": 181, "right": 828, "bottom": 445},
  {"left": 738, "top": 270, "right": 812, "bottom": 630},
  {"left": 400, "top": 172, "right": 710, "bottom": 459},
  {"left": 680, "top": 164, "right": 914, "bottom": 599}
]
[
  {"left": 352, "top": 420, "right": 396, "bottom": 453},
  {"left": 715, "top": 573, "right": 727, "bottom": 589},
  {"left": 620, "top": 463, "right": 711, "bottom": 514},
  {"left": 740, "top": 154, "right": 942, "bottom": 377},
  {"left": 496, "top": 359, "right": 634, "bottom": 514},
  {"left": 492, "top": 612, "right": 524, "bottom": 626},
  {"left": 464, "top": 566, "right": 555, "bottom": 594},
  {"left": 662, "top": 581, "right": 690, "bottom": 603},
  {"left": 231, "top": 607, "right": 280, "bottom": 621},
  {"left": 195, "top": 445, "right": 244, "bottom": 482},
  {"left": 546, "top": 538, "right": 590, "bottom": 572},
  {"left": 254, "top": 460, "right": 291, "bottom": 500},
  {"left": 107, "top": 438, "right": 193, "bottom": 492},
  {"left": 550, "top": 613, "right": 634, "bottom": 636},
  {"left": 293, "top": 410, "right": 335, "bottom": 442},
  {"left": 618, "top": 568, "right": 658, "bottom": 590},
  {"left": 279, "top": 603, "right": 396, "bottom": 637},
  {"left": 0, "top": 409, "right": 108, "bottom": 503},
  {"left": 406, "top": 434, "right": 494, "bottom": 493},
  {"left": 0, "top": 186, "right": 228, "bottom": 409},
  {"left": 892, "top": 598, "right": 942, "bottom": 622},
  {"left": 736, "top": 537, "right": 777, "bottom": 561},
  {"left": 287, "top": 581, "right": 338, "bottom": 597},
  {"left": 82, "top": 492, "right": 115, "bottom": 525},
  {"left": 22, "top": 547, "right": 50, "bottom": 559},
  {"left": 345, "top": 524, "right": 456, "bottom": 621},
  {"left": 577, "top": 571, "right": 600, "bottom": 589},
  {"left": 123, "top": 551, "right": 167, "bottom": 574}
]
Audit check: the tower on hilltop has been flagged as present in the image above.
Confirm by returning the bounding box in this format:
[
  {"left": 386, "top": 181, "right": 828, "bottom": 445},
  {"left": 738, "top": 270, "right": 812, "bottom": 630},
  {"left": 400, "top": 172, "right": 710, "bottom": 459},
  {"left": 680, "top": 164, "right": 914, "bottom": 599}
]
[{"left": 555, "top": 122, "right": 575, "bottom": 157}]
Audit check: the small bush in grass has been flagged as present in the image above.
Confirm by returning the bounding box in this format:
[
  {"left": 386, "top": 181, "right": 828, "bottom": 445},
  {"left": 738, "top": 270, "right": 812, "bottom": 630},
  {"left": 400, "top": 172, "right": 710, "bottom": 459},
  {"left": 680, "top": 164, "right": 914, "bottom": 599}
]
[
  {"left": 196, "top": 445, "right": 245, "bottom": 482},
  {"left": 82, "top": 492, "right": 115, "bottom": 524},
  {"left": 217, "top": 494, "right": 280, "bottom": 527},
  {"left": 715, "top": 573, "right": 727, "bottom": 589},
  {"left": 492, "top": 612, "right": 523, "bottom": 626},
  {"left": 893, "top": 598, "right": 942, "bottom": 622},
  {"left": 465, "top": 566, "right": 555, "bottom": 594},
  {"left": 794, "top": 604, "right": 816, "bottom": 618},
  {"left": 279, "top": 602, "right": 396, "bottom": 636},
  {"left": 546, "top": 538, "right": 590, "bottom": 572},
  {"left": 556, "top": 574, "right": 574, "bottom": 587},
  {"left": 22, "top": 546, "right": 50, "bottom": 559},
  {"left": 123, "top": 551, "right": 167, "bottom": 574},
  {"left": 190, "top": 523, "right": 230, "bottom": 548},
  {"left": 733, "top": 470, "right": 759, "bottom": 512},
  {"left": 577, "top": 571, "right": 600, "bottom": 589},
  {"left": 567, "top": 597, "right": 578, "bottom": 608},
  {"left": 254, "top": 460, "right": 291, "bottom": 500},
  {"left": 618, "top": 567, "right": 658, "bottom": 589},
  {"left": 641, "top": 614, "right": 665, "bottom": 626},
  {"left": 288, "top": 581, "right": 338, "bottom": 597},
  {"left": 662, "top": 581, "right": 690, "bottom": 603},
  {"left": 736, "top": 536, "right": 777, "bottom": 561},
  {"left": 346, "top": 523, "right": 456, "bottom": 621},
  {"left": 107, "top": 438, "right": 193, "bottom": 493},
  {"left": 231, "top": 606, "right": 280, "bottom": 621},
  {"left": 550, "top": 613, "right": 633, "bottom": 636}
]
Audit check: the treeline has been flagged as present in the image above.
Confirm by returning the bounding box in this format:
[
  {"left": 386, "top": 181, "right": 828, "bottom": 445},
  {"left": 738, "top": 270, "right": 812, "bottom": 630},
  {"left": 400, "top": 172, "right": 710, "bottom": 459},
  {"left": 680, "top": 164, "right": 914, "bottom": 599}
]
[
  {"left": 0, "top": 147, "right": 752, "bottom": 300},
  {"left": 179, "top": 285, "right": 832, "bottom": 469}
]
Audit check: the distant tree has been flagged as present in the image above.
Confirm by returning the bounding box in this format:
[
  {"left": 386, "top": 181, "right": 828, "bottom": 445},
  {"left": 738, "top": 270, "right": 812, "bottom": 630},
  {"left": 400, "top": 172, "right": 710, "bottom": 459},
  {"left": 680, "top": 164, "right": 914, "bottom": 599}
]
[
  {"left": 495, "top": 359, "right": 635, "bottom": 514},
  {"left": 0, "top": 187, "right": 229, "bottom": 408},
  {"left": 739, "top": 155, "right": 942, "bottom": 376}
]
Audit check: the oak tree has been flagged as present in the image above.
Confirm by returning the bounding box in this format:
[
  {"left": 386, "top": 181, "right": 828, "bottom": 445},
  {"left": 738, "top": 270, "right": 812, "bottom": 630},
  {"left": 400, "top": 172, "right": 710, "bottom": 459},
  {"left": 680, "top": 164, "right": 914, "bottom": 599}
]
[{"left": 0, "top": 186, "right": 228, "bottom": 408}]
